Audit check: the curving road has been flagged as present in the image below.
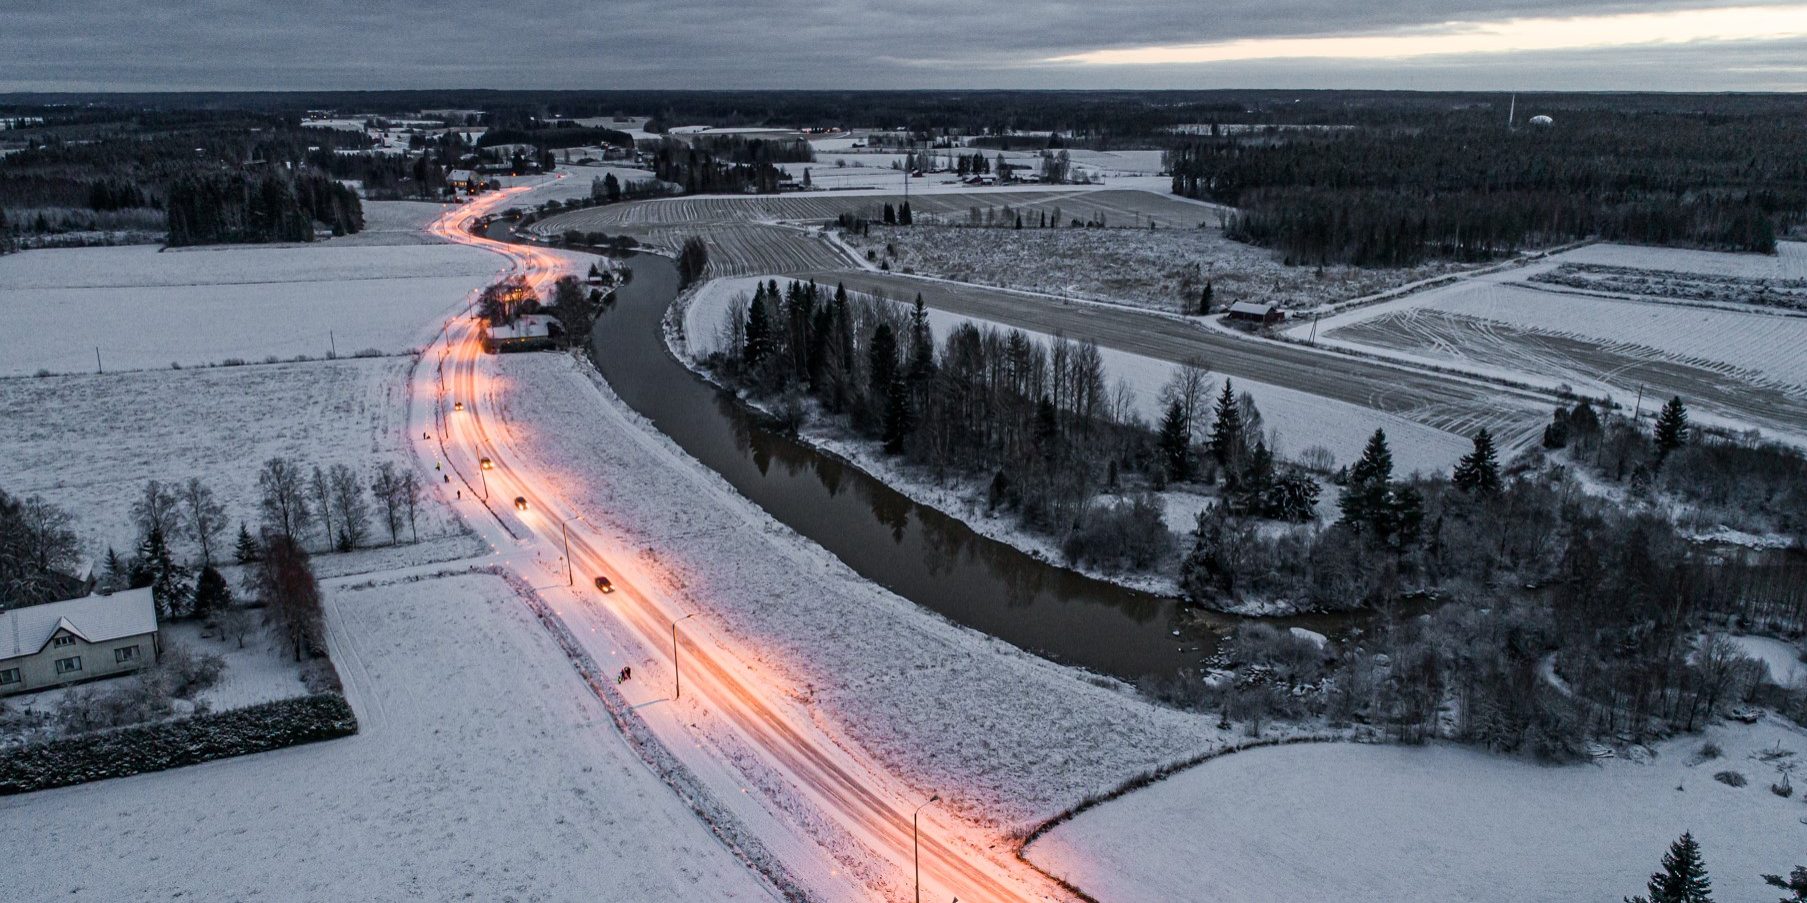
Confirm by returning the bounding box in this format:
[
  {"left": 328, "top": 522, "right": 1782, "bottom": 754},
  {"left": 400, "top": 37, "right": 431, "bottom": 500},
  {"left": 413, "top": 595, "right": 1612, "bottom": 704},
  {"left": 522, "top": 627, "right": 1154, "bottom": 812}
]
[{"left": 415, "top": 183, "right": 1065, "bottom": 903}]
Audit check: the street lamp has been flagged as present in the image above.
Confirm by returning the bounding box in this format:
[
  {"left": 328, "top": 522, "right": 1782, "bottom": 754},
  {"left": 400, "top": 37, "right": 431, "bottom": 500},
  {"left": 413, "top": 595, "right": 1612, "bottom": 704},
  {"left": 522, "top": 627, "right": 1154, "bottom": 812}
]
[
  {"left": 560, "top": 518, "right": 572, "bottom": 586},
  {"left": 914, "top": 793, "right": 940, "bottom": 903},
  {"left": 671, "top": 613, "right": 696, "bottom": 700}
]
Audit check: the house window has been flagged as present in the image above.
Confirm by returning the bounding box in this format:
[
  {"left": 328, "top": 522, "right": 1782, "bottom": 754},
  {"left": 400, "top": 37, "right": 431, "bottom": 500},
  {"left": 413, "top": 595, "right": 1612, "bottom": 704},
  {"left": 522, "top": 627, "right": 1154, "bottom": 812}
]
[
  {"left": 55, "top": 656, "right": 82, "bottom": 674},
  {"left": 0, "top": 668, "right": 18, "bottom": 685},
  {"left": 52, "top": 635, "right": 75, "bottom": 648},
  {"left": 115, "top": 645, "right": 140, "bottom": 664}
]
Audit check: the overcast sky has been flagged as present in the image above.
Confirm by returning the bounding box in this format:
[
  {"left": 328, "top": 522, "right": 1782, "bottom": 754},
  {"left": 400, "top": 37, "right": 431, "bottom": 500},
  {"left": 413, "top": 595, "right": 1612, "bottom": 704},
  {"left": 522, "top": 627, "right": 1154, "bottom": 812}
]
[{"left": 4, "top": 0, "right": 1805, "bottom": 92}]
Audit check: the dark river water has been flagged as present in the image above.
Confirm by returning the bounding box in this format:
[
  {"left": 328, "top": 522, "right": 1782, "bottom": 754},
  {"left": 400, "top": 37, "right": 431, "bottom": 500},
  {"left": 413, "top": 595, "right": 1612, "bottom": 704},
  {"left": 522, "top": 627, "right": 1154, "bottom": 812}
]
[{"left": 582, "top": 251, "right": 1384, "bottom": 682}]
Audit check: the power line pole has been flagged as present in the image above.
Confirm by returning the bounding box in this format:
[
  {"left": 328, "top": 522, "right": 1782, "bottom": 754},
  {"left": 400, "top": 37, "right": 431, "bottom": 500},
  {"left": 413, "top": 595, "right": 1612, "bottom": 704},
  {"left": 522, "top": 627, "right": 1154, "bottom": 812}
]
[{"left": 95, "top": 346, "right": 103, "bottom": 374}]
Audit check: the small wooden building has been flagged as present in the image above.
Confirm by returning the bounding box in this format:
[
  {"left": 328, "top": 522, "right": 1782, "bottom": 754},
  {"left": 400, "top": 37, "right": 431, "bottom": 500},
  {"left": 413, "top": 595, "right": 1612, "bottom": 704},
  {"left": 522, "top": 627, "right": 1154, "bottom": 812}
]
[{"left": 1226, "top": 301, "right": 1284, "bottom": 326}]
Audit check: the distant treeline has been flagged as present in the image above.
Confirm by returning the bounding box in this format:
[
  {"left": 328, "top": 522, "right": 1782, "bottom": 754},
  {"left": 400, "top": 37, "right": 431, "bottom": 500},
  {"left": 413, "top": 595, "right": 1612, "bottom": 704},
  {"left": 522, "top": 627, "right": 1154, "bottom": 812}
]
[
  {"left": 165, "top": 170, "right": 362, "bottom": 246},
  {"left": 649, "top": 136, "right": 808, "bottom": 195},
  {"left": 478, "top": 126, "right": 633, "bottom": 150},
  {"left": 1170, "top": 112, "right": 1805, "bottom": 264}
]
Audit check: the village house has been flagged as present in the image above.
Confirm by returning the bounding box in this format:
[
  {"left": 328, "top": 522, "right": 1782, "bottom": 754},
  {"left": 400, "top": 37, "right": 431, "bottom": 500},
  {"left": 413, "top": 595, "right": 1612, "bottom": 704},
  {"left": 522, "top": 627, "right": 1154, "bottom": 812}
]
[
  {"left": 0, "top": 588, "right": 160, "bottom": 697},
  {"left": 1226, "top": 300, "right": 1284, "bottom": 326},
  {"left": 480, "top": 314, "right": 564, "bottom": 353}
]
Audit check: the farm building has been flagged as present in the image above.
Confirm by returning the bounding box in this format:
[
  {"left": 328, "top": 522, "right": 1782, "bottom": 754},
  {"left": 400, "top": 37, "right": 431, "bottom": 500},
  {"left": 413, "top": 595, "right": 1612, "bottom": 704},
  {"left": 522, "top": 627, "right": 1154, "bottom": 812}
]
[
  {"left": 1, "top": 588, "right": 160, "bottom": 697},
  {"left": 446, "top": 169, "right": 480, "bottom": 191},
  {"left": 1226, "top": 301, "right": 1284, "bottom": 325},
  {"left": 481, "top": 314, "right": 564, "bottom": 353}
]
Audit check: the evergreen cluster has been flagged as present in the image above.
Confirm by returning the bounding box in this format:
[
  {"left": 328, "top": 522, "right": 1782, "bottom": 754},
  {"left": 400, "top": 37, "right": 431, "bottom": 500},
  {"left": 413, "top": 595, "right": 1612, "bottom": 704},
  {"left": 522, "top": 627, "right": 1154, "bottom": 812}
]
[{"left": 165, "top": 170, "right": 362, "bottom": 246}]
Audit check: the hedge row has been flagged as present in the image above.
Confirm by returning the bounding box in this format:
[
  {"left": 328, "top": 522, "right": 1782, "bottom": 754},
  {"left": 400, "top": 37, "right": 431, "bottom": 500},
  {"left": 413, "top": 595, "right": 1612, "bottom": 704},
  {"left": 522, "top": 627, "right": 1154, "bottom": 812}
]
[{"left": 0, "top": 693, "right": 358, "bottom": 795}]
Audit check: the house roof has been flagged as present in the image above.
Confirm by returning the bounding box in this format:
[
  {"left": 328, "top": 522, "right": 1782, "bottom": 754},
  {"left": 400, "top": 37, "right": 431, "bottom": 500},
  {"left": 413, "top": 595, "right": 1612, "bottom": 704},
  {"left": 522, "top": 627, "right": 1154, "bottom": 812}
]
[
  {"left": 1227, "top": 301, "right": 1277, "bottom": 316},
  {"left": 447, "top": 169, "right": 477, "bottom": 181},
  {"left": 490, "top": 314, "right": 562, "bottom": 341},
  {"left": 1, "top": 588, "right": 159, "bottom": 662}
]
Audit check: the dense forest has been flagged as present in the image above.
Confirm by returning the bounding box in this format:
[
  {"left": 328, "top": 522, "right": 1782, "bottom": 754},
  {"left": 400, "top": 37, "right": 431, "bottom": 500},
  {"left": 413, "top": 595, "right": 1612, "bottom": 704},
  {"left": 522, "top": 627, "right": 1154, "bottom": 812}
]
[
  {"left": 165, "top": 169, "right": 363, "bottom": 245},
  {"left": 648, "top": 135, "right": 811, "bottom": 194},
  {"left": 1168, "top": 111, "right": 1805, "bottom": 264}
]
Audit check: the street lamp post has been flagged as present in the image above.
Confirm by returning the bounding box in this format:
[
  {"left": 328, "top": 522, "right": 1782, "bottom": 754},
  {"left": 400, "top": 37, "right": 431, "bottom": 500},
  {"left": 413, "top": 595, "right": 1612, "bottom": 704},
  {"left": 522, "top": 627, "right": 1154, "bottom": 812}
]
[
  {"left": 561, "top": 519, "right": 572, "bottom": 586},
  {"left": 671, "top": 613, "right": 696, "bottom": 700},
  {"left": 914, "top": 793, "right": 940, "bottom": 903},
  {"left": 478, "top": 465, "right": 489, "bottom": 501}
]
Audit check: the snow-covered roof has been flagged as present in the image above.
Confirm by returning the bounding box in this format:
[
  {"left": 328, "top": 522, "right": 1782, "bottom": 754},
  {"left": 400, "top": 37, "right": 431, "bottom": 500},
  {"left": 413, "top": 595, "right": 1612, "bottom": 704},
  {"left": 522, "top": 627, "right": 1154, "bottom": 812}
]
[
  {"left": 491, "top": 314, "right": 562, "bottom": 341},
  {"left": 1227, "top": 301, "right": 1277, "bottom": 316},
  {"left": 1, "top": 588, "right": 159, "bottom": 661},
  {"left": 447, "top": 169, "right": 477, "bottom": 182}
]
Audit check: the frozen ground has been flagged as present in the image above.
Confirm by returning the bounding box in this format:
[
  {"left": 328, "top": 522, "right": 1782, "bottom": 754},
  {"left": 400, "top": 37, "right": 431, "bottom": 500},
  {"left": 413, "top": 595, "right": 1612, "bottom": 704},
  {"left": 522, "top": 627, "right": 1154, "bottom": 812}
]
[
  {"left": 1028, "top": 719, "right": 1807, "bottom": 903},
  {"left": 0, "top": 357, "right": 468, "bottom": 560},
  {"left": 0, "top": 572, "right": 773, "bottom": 901},
  {"left": 843, "top": 223, "right": 1464, "bottom": 314},
  {"left": 0, "top": 241, "right": 502, "bottom": 374},
  {"left": 493, "top": 351, "right": 1236, "bottom": 831},
  {"left": 1301, "top": 242, "right": 1807, "bottom": 441},
  {"left": 1730, "top": 634, "right": 1806, "bottom": 685}
]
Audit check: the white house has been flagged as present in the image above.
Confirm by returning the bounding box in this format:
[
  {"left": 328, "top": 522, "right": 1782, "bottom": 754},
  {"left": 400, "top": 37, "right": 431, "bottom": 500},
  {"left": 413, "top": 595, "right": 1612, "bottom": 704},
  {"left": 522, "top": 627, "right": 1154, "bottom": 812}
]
[{"left": 0, "top": 588, "right": 160, "bottom": 697}]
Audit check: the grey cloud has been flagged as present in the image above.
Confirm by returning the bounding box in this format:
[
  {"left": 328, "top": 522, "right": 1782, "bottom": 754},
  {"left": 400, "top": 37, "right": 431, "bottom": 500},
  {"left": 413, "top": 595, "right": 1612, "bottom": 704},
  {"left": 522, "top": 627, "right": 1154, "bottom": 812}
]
[{"left": 1, "top": 0, "right": 1802, "bottom": 91}]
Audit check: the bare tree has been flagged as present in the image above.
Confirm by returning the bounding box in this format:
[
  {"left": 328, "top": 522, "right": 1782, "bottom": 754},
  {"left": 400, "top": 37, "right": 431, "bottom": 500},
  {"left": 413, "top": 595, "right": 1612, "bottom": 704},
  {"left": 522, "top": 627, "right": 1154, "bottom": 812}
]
[
  {"left": 0, "top": 491, "right": 82, "bottom": 609},
  {"left": 181, "top": 477, "right": 227, "bottom": 566},
  {"left": 1161, "top": 358, "right": 1212, "bottom": 443},
  {"left": 257, "top": 457, "right": 312, "bottom": 541},
  {"left": 370, "top": 462, "right": 405, "bottom": 543},
  {"left": 248, "top": 535, "right": 323, "bottom": 662},
  {"left": 327, "top": 464, "right": 369, "bottom": 550},
  {"left": 130, "top": 479, "right": 184, "bottom": 544},
  {"left": 309, "top": 465, "right": 335, "bottom": 550},
  {"left": 400, "top": 469, "right": 421, "bottom": 543}
]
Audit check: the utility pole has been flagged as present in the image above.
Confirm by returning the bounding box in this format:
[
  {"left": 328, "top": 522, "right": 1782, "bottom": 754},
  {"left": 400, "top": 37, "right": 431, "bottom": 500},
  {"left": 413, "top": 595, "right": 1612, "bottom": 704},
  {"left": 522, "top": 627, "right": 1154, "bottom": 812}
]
[
  {"left": 1307, "top": 312, "right": 1321, "bottom": 345},
  {"left": 561, "top": 519, "right": 572, "bottom": 586},
  {"left": 329, "top": 329, "right": 336, "bottom": 358},
  {"left": 1633, "top": 384, "right": 1645, "bottom": 420},
  {"left": 95, "top": 346, "right": 103, "bottom": 374}
]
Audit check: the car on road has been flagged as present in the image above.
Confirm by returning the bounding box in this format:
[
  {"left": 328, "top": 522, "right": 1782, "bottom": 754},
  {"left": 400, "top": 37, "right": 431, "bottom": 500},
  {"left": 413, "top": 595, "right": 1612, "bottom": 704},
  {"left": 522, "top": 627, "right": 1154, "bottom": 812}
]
[
  {"left": 513, "top": 496, "right": 528, "bottom": 511},
  {"left": 479, "top": 457, "right": 493, "bottom": 470},
  {"left": 453, "top": 401, "right": 465, "bottom": 412},
  {"left": 593, "top": 576, "right": 615, "bottom": 593}
]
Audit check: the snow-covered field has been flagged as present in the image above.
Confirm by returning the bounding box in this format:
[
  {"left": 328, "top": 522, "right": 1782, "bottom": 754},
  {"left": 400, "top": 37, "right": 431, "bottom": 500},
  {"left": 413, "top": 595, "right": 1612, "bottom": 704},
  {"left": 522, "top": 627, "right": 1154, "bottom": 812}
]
[
  {"left": 0, "top": 240, "right": 502, "bottom": 374},
  {"left": 842, "top": 224, "right": 1465, "bottom": 315},
  {"left": 0, "top": 357, "right": 467, "bottom": 560},
  {"left": 1028, "top": 720, "right": 1807, "bottom": 903},
  {"left": 0, "top": 572, "right": 772, "bottom": 901},
  {"left": 493, "top": 351, "right": 1237, "bottom": 830},
  {"left": 684, "top": 276, "right": 1469, "bottom": 476}
]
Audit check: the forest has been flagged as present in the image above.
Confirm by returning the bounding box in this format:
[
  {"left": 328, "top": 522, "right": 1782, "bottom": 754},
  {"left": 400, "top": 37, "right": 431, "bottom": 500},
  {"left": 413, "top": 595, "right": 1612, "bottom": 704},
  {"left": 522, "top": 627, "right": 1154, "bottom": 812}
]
[
  {"left": 1168, "top": 109, "right": 1805, "bottom": 264},
  {"left": 648, "top": 135, "right": 811, "bottom": 195}
]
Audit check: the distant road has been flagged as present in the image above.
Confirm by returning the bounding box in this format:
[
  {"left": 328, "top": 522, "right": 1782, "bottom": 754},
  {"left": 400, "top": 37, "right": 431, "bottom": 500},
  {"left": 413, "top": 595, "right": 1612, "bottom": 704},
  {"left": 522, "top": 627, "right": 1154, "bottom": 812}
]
[{"left": 813, "top": 269, "right": 1554, "bottom": 448}]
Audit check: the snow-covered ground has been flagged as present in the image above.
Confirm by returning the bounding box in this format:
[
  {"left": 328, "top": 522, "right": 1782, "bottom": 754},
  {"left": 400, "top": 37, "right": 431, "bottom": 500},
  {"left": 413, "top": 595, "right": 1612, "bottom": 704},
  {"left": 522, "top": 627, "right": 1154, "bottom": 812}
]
[
  {"left": 841, "top": 224, "right": 1464, "bottom": 315},
  {"left": 1028, "top": 720, "right": 1807, "bottom": 903},
  {"left": 0, "top": 240, "right": 502, "bottom": 374},
  {"left": 0, "top": 572, "right": 773, "bottom": 901},
  {"left": 1730, "top": 635, "right": 1806, "bottom": 686},
  {"left": 0, "top": 357, "right": 470, "bottom": 562}
]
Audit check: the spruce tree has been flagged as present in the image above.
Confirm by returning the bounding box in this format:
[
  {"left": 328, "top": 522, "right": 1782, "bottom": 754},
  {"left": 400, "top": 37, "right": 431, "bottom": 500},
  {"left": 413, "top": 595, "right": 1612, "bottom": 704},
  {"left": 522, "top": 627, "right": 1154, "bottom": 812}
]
[
  {"left": 192, "top": 565, "right": 233, "bottom": 620},
  {"left": 908, "top": 294, "right": 934, "bottom": 382},
  {"left": 136, "top": 526, "right": 191, "bottom": 618},
  {"left": 1451, "top": 428, "right": 1502, "bottom": 496},
  {"left": 1340, "top": 429, "right": 1395, "bottom": 534},
  {"left": 1158, "top": 399, "right": 1193, "bottom": 482},
  {"left": 882, "top": 379, "right": 912, "bottom": 455},
  {"left": 744, "top": 288, "right": 772, "bottom": 367},
  {"left": 1763, "top": 865, "right": 1807, "bottom": 902},
  {"left": 882, "top": 203, "right": 896, "bottom": 225},
  {"left": 899, "top": 201, "right": 912, "bottom": 225},
  {"left": 234, "top": 521, "right": 261, "bottom": 563},
  {"left": 99, "top": 547, "right": 129, "bottom": 593},
  {"left": 1201, "top": 280, "right": 1214, "bottom": 315},
  {"left": 1207, "top": 380, "right": 1243, "bottom": 473},
  {"left": 1653, "top": 396, "right": 1689, "bottom": 461},
  {"left": 1626, "top": 832, "right": 1713, "bottom": 903}
]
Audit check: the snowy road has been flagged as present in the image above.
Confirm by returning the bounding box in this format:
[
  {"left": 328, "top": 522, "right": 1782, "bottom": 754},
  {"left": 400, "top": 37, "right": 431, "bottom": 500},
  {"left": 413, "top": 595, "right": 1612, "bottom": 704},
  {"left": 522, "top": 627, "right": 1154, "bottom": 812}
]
[{"left": 414, "top": 186, "right": 1070, "bottom": 902}]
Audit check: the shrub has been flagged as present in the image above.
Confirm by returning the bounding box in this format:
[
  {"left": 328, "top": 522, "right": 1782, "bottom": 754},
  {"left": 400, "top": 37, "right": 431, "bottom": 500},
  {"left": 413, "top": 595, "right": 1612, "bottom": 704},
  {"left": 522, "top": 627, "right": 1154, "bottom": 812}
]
[
  {"left": 1714, "top": 770, "right": 1747, "bottom": 787},
  {"left": 0, "top": 693, "right": 357, "bottom": 795},
  {"left": 1697, "top": 741, "right": 1722, "bottom": 761}
]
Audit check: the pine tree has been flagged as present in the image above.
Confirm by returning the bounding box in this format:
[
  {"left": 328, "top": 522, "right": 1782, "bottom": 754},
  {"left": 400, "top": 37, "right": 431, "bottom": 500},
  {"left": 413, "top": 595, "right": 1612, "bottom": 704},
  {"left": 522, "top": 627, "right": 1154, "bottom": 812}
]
[
  {"left": 883, "top": 203, "right": 896, "bottom": 225},
  {"left": 1626, "top": 832, "right": 1713, "bottom": 903},
  {"left": 908, "top": 294, "right": 934, "bottom": 382},
  {"left": 1207, "top": 380, "right": 1243, "bottom": 474},
  {"left": 1201, "top": 280, "right": 1214, "bottom": 314},
  {"left": 882, "top": 379, "right": 912, "bottom": 455},
  {"left": 899, "top": 201, "right": 912, "bottom": 225},
  {"left": 234, "top": 521, "right": 261, "bottom": 563},
  {"left": 1158, "top": 399, "right": 1193, "bottom": 482},
  {"left": 1763, "top": 865, "right": 1807, "bottom": 902},
  {"left": 1451, "top": 428, "right": 1502, "bottom": 496},
  {"left": 99, "top": 547, "right": 129, "bottom": 593},
  {"left": 1653, "top": 396, "right": 1689, "bottom": 462}
]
